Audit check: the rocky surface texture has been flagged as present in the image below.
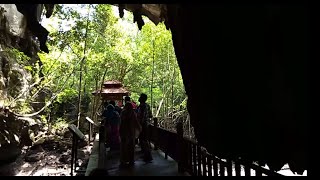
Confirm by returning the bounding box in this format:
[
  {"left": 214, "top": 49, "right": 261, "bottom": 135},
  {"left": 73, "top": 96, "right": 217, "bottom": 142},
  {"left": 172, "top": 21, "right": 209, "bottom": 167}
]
[{"left": 0, "top": 4, "right": 46, "bottom": 164}]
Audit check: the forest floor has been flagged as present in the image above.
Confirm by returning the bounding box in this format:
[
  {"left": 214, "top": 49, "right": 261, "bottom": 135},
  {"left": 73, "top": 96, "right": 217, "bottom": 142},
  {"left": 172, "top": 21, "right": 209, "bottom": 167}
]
[{"left": 0, "top": 137, "right": 92, "bottom": 176}]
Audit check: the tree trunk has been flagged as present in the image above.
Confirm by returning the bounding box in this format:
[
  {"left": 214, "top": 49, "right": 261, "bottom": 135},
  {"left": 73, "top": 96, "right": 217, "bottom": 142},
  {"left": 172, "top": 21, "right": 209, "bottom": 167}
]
[
  {"left": 150, "top": 38, "right": 155, "bottom": 115},
  {"left": 76, "top": 5, "right": 90, "bottom": 128}
]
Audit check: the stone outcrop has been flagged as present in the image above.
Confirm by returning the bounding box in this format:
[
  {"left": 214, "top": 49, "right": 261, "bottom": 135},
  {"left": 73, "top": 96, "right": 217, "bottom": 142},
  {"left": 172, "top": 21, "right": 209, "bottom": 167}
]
[{"left": 0, "top": 4, "right": 44, "bottom": 164}]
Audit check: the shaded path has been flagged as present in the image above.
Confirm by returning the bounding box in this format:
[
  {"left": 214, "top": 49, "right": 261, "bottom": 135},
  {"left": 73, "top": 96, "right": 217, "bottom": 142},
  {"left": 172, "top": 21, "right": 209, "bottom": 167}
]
[
  {"left": 106, "top": 146, "right": 183, "bottom": 176},
  {"left": 86, "top": 138, "right": 186, "bottom": 176}
]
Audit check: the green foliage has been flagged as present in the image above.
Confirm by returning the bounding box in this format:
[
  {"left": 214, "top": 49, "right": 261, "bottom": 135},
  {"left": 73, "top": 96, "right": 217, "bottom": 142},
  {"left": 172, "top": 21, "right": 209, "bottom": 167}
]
[
  {"left": 4, "top": 47, "right": 30, "bottom": 64},
  {"left": 24, "top": 65, "right": 33, "bottom": 72},
  {"left": 14, "top": 4, "right": 188, "bottom": 129},
  {"left": 40, "top": 115, "right": 47, "bottom": 123},
  {"left": 56, "top": 88, "right": 78, "bottom": 103},
  {"left": 15, "top": 100, "right": 33, "bottom": 114},
  {"left": 51, "top": 117, "right": 69, "bottom": 130}
]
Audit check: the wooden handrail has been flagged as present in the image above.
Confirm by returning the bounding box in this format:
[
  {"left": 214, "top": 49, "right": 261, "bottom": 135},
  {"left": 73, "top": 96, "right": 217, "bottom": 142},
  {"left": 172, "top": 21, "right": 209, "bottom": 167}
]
[
  {"left": 86, "top": 117, "right": 99, "bottom": 127},
  {"left": 148, "top": 119, "right": 283, "bottom": 176},
  {"left": 94, "top": 117, "right": 282, "bottom": 176},
  {"left": 85, "top": 117, "right": 99, "bottom": 142},
  {"left": 68, "top": 124, "right": 86, "bottom": 176}
]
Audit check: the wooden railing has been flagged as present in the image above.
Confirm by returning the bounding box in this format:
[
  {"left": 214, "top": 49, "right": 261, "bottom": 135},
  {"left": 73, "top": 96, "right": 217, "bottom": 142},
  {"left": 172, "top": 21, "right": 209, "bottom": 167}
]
[
  {"left": 148, "top": 118, "right": 283, "bottom": 176},
  {"left": 68, "top": 124, "right": 86, "bottom": 176},
  {"left": 85, "top": 117, "right": 99, "bottom": 143}
]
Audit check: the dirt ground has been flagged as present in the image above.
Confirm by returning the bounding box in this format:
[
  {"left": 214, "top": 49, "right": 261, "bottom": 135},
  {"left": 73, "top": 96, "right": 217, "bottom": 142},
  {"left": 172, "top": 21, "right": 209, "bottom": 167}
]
[{"left": 0, "top": 144, "right": 92, "bottom": 176}]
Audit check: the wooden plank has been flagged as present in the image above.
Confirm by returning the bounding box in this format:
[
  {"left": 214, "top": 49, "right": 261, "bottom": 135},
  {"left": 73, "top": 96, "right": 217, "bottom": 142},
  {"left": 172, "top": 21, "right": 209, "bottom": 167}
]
[
  {"left": 68, "top": 124, "right": 85, "bottom": 140},
  {"left": 85, "top": 117, "right": 98, "bottom": 126}
]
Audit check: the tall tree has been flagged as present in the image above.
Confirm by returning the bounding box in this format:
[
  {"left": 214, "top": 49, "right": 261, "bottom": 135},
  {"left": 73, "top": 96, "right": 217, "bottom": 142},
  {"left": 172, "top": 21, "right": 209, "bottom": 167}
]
[{"left": 16, "top": 4, "right": 187, "bottom": 131}]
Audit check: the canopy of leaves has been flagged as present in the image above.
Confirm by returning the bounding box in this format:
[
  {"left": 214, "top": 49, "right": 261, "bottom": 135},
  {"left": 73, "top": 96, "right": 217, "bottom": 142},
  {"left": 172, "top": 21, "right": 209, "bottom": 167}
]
[{"left": 12, "top": 4, "right": 187, "bottom": 128}]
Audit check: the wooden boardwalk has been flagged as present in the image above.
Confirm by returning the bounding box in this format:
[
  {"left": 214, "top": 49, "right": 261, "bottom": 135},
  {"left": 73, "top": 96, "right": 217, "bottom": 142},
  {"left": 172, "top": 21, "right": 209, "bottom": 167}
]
[
  {"left": 85, "top": 138, "right": 186, "bottom": 176},
  {"left": 83, "top": 121, "right": 285, "bottom": 176}
]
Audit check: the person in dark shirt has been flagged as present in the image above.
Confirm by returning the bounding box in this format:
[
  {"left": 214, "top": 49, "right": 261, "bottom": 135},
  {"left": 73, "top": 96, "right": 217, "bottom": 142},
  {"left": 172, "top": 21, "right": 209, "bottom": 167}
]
[
  {"left": 109, "top": 100, "right": 122, "bottom": 115},
  {"left": 102, "top": 104, "right": 121, "bottom": 151},
  {"left": 136, "top": 93, "right": 153, "bottom": 162},
  {"left": 124, "top": 96, "right": 137, "bottom": 110}
]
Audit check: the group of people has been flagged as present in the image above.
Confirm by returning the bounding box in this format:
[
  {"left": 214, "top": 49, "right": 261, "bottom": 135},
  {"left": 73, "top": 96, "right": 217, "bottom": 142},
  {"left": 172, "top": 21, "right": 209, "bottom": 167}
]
[{"left": 100, "top": 93, "right": 153, "bottom": 168}]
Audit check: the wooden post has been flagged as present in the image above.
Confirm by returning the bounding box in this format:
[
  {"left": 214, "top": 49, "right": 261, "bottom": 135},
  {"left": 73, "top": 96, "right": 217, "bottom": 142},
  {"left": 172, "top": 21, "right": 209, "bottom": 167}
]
[
  {"left": 68, "top": 124, "right": 85, "bottom": 176},
  {"left": 197, "top": 146, "right": 202, "bottom": 176},
  {"left": 86, "top": 116, "right": 98, "bottom": 143},
  {"left": 235, "top": 161, "right": 241, "bottom": 176},
  {"left": 165, "top": 130, "right": 168, "bottom": 159},
  {"left": 187, "top": 142, "right": 192, "bottom": 173},
  {"left": 153, "top": 118, "right": 158, "bottom": 150},
  {"left": 176, "top": 121, "right": 185, "bottom": 173},
  {"left": 202, "top": 152, "right": 207, "bottom": 176},
  {"left": 89, "top": 123, "right": 92, "bottom": 142},
  {"left": 70, "top": 134, "right": 76, "bottom": 176},
  {"left": 226, "top": 160, "right": 233, "bottom": 176},
  {"left": 219, "top": 162, "right": 225, "bottom": 176},
  {"left": 212, "top": 158, "right": 218, "bottom": 176},
  {"left": 192, "top": 144, "right": 197, "bottom": 175},
  {"left": 207, "top": 156, "right": 213, "bottom": 176},
  {"left": 244, "top": 165, "right": 251, "bottom": 176},
  {"left": 75, "top": 137, "right": 78, "bottom": 170},
  {"left": 255, "top": 161, "right": 263, "bottom": 176}
]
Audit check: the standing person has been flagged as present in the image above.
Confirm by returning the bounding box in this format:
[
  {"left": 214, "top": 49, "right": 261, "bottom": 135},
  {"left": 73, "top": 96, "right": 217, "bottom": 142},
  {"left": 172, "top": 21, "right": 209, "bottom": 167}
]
[
  {"left": 109, "top": 100, "right": 122, "bottom": 115},
  {"left": 137, "top": 93, "right": 153, "bottom": 163},
  {"left": 98, "top": 101, "right": 109, "bottom": 146},
  {"left": 124, "top": 96, "right": 137, "bottom": 110},
  {"left": 131, "top": 101, "right": 137, "bottom": 110},
  {"left": 102, "top": 104, "right": 121, "bottom": 151},
  {"left": 119, "top": 102, "right": 141, "bottom": 167},
  {"left": 97, "top": 101, "right": 108, "bottom": 117},
  {"left": 124, "top": 96, "right": 131, "bottom": 104}
]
